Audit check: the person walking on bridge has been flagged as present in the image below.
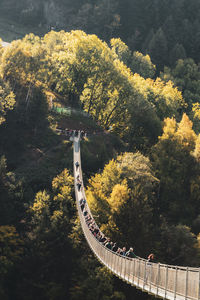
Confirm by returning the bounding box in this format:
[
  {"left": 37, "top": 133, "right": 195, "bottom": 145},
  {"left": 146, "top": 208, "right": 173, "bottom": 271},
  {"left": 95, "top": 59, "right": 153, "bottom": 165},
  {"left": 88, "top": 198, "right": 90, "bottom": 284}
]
[
  {"left": 75, "top": 161, "right": 79, "bottom": 171},
  {"left": 120, "top": 247, "right": 127, "bottom": 256},
  {"left": 125, "top": 247, "right": 137, "bottom": 258},
  {"left": 77, "top": 178, "right": 82, "bottom": 191}
]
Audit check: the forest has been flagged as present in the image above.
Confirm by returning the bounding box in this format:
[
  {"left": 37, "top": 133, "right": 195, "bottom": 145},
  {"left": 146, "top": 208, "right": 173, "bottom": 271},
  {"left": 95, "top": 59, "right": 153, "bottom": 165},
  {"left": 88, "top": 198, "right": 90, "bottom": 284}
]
[{"left": 1, "top": 1, "right": 200, "bottom": 300}]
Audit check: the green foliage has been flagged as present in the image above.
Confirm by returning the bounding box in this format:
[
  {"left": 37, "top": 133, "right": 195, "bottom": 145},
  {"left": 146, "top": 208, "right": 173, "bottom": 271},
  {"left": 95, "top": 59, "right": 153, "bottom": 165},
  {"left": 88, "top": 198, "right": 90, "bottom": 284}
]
[
  {"left": 70, "top": 255, "right": 126, "bottom": 300},
  {"left": 169, "top": 43, "right": 186, "bottom": 66},
  {"left": 0, "top": 156, "right": 24, "bottom": 226},
  {"left": 0, "top": 225, "right": 23, "bottom": 276},
  {"left": 161, "top": 58, "right": 200, "bottom": 113},
  {"left": 158, "top": 222, "right": 200, "bottom": 266},
  {"left": 0, "top": 225, "right": 24, "bottom": 298},
  {"left": 148, "top": 28, "right": 168, "bottom": 71},
  {"left": 16, "top": 169, "right": 75, "bottom": 300}
]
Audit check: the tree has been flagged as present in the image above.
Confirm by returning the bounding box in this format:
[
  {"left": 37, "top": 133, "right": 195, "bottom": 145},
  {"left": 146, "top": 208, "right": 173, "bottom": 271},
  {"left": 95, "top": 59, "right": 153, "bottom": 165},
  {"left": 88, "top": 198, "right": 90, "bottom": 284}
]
[
  {"left": 86, "top": 152, "right": 158, "bottom": 255},
  {"left": 151, "top": 114, "right": 198, "bottom": 223},
  {"left": 30, "top": 190, "right": 51, "bottom": 233},
  {"left": 0, "top": 78, "right": 15, "bottom": 125},
  {"left": 30, "top": 168, "right": 74, "bottom": 233},
  {"left": 148, "top": 27, "right": 168, "bottom": 71},
  {"left": 0, "top": 156, "right": 24, "bottom": 226},
  {"left": 22, "top": 169, "right": 75, "bottom": 299},
  {"left": 161, "top": 58, "right": 200, "bottom": 112},
  {"left": 157, "top": 222, "right": 200, "bottom": 266},
  {"left": 162, "top": 15, "right": 177, "bottom": 50},
  {"left": 110, "top": 38, "right": 131, "bottom": 65},
  {"left": 191, "top": 103, "right": 200, "bottom": 132},
  {"left": 0, "top": 225, "right": 24, "bottom": 298},
  {"left": 169, "top": 43, "right": 186, "bottom": 66},
  {"left": 145, "top": 77, "right": 184, "bottom": 120},
  {"left": 131, "top": 51, "right": 155, "bottom": 78}
]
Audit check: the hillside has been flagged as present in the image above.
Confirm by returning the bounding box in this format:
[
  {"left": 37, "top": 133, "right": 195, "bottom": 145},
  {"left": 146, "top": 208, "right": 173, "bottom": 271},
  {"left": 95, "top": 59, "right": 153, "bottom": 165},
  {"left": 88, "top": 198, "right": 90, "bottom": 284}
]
[
  {"left": 1, "top": 0, "right": 200, "bottom": 72},
  {"left": 1, "top": 2, "right": 200, "bottom": 300}
]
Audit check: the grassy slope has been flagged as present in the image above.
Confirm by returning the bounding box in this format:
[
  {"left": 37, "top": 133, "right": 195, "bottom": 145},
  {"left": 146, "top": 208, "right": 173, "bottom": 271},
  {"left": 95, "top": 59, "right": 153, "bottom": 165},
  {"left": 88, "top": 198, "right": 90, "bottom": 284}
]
[{"left": 0, "top": 16, "right": 47, "bottom": 42}]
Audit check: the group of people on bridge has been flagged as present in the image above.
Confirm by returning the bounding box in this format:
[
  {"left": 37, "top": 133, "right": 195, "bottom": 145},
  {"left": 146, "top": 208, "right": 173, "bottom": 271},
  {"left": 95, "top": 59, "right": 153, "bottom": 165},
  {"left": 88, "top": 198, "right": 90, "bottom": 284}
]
[
  {"left": 57, "top": 127, "right": 109, "bottom": 140},
  {"left": 57, "top": 128, "right": 88, "bottom": 139},
  {"left": 75, "top": 158, "right": 155, "bottom": 264}
]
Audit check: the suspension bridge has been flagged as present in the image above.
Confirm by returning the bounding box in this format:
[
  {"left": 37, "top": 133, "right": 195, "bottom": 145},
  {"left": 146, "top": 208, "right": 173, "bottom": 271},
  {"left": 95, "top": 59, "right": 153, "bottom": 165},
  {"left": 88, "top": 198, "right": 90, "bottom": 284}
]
[{"left": 74, "top": 134, "right": 199, "bottom": 300}]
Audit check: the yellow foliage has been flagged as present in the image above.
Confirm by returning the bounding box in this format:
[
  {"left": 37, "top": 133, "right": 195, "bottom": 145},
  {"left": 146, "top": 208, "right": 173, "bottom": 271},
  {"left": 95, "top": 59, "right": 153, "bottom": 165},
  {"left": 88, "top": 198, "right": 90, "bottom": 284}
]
[
  {"left": 52, "top": 169, "right": 73, "bottom": 193},
  {"left": 31, "top": 190, "right": 50, "bottom": 215},
  {"left": 51, "top": 210, "right": 63, "bottom": 222},
  {"left": 192, "top": 103, "right": 200, "bottom": 120},
  {"left": 108, "top": 182, "right": 129, "bottom": 212},
  {"left": 193, "top": 134, "right": 200, "bottom": 162},
  {"left": 177, "top": 113, "right": 196, "bottom": 151},
  {"left": 160, "top": 117, "right": 177, "bottom": 140},
  {"left": 159, "top": 113, "right": 197, "bottom": 153}
]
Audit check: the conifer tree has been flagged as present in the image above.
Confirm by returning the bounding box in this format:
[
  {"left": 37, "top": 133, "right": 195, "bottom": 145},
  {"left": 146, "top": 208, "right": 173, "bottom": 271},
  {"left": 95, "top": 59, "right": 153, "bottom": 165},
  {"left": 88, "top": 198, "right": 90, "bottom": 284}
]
[{"left": 148, "top": 28, "right": 168, "bottom": 71}]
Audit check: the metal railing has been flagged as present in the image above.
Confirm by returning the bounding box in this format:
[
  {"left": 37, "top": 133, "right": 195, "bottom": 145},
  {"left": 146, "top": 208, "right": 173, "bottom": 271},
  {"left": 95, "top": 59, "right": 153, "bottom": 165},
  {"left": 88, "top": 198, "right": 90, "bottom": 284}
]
[{"left": 73, "top": 136, "right": 200, "bottom": 300}]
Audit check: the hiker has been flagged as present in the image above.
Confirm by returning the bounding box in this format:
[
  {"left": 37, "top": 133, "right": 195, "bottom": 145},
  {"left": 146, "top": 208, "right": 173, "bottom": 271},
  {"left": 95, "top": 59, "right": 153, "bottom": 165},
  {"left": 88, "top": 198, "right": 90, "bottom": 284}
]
[
  {"left": 120, "top": 247, "right": 126, "bottom": 256},
  {"left": 76, "top": 179, "right": 82, "bottom": 191},
  {"left": 79, "top": 198, "right": 86, "bottom": 211},
  {"left": 75, "top": 161, "right": 79, "bottom": 171},
  {"left": 125, "top": 247, "right": 137, "bottom": 258},
  {"left": 112, "top": 242, "right": 118, "bottom": 252},
  {"left": 105, "top": 239, "right": 112, "bottom": 250}
]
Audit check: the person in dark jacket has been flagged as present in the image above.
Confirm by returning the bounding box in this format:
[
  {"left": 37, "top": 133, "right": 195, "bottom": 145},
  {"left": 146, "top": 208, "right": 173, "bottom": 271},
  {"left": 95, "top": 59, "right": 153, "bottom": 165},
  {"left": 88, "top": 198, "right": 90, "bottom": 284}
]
[
  {"left": 80, "top": 198, "right": 86, "bottom": 211},
  {"left": 75, "top": 161, "right": 79, "bottom": 171},
  {"left": 99, "top": 235, "right": 107, "bottom": 244},
  {"left": 105, "top": 239, "right": 112, "bottom": 249},
  {"left": 77, "top": 179, "right": 82, "bottom": 191},
  {"left": 125, "top": 247, "right": 137, "bottom": 258},
  {"left": 112, "top": 243, "right": 118, "bottom": 252}
]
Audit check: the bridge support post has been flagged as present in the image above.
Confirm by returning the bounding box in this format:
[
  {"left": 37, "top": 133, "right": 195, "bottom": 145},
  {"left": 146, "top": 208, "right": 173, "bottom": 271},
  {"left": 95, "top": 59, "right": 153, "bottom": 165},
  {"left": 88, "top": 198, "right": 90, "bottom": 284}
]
[
  {"left": 174, "top": 266, "right": 178, "bottom": 300},
  {"left": 137, "top": 259, "right": 141, "bottom": 287},
  {"left": 112, "top": 251, "right": 115, "bottom": 273},
  {"left": 117, "top": 254, "right": 120, "bottom": 278},
  {"left": 118, "top": 255, "right": 122, "bottom": 278},
  {"left": 164, "top": 265, "right": 168, "bottom": 299},
  {"left": 112, "top": 250, "right": 115, "bottom": 272},
  {"left": 127, "top": 259, "right": 130, "bottom": 282},
  {"left": 156, "top": 263, "right": 160, "bottom": 296},
  {"left": 105, "top": 248, "right": 108, "bottom": 267},
  {"left": 132, "top": 258, "right": 136, "bottom": 285},
  {"left": 185, "top": 267, "right": 188, "bottom": 300},
  {"left": 149, "top": 263, "right": 152, "bottom": 293},
  {"left": 143, "top": 261, "right": 147, "bottom": 290},
  {"left": 198, "top": 268, "right": 200, "bottom": 300},
  {"left": 124, "top": 258, "right": 126, "bottom": 281}
]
